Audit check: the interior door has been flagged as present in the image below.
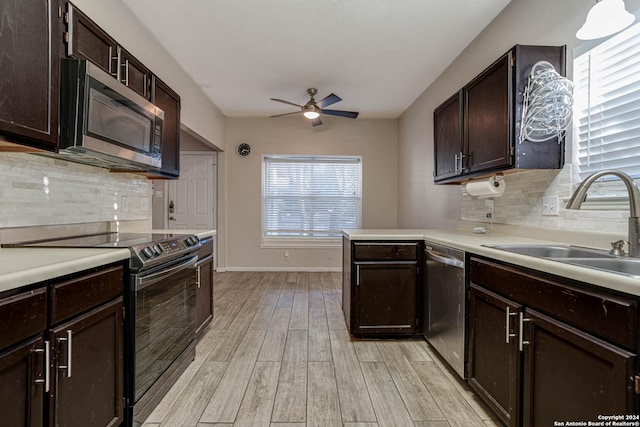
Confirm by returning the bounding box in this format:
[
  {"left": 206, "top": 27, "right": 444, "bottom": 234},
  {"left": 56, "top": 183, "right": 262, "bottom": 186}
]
[{"left": 166, "top": 153, "right": 216, "bottom": 230}]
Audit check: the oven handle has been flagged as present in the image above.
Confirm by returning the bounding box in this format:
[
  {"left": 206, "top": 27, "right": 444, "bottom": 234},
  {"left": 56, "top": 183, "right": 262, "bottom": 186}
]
[{"left": 135, "top": 255, "right": 198, "bottom": 291}]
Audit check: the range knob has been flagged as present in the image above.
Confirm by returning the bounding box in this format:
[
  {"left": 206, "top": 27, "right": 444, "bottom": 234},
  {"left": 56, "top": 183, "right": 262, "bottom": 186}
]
[
  {"left": 141, "top": 246, "right": 154, "bottom": 259},
  {"left": 190, "top": 236, "right": 200, "bottom": 245},
  {"left": 153, "top": 245, "right": 163, "bottom": 255}
]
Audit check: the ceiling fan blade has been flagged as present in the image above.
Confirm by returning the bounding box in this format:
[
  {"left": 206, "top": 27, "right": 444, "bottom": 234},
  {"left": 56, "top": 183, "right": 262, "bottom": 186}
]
[
  {"left": 320, "top": 109, "right": 359, "bottom": 119},
  {"left": 270, "top": 98, "right": 303, "bottom": 108},
  {"left": 270, "top": 111, "right": 302, "bottom": 118},
  {"left": 316, "top": 93, "right": 342, "bottom": 109},
  {"left": 311, "top": 117, "right": 323, "bottom": 127}
]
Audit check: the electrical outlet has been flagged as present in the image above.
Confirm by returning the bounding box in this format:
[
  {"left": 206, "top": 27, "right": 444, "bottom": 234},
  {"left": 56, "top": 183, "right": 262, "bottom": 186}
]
[
  {"left": 121, "top": 196, "right": 129, "bottom": 213},
  {"left": 141, "top": 197, "right": 149, "bottom": 212},
  {"left": 542, "top": 195, "right": 560, "bottom": 216},
  {"left": 485, "top": 199, "right": 495, "bottom": 219},
  {"left": 284, "top": 251, "right": 289, "bottom": 260}
]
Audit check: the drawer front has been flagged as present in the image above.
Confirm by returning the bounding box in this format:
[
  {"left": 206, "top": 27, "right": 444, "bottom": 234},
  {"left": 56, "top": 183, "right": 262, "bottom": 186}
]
[
  {"left": 470, "top": 257, "right": 637, "bottom": 350},
  {"left": 51, "top": 265, "right": 124, "bottom": 325},
  {"left": 354, "top": 242, "right": 418, "bottom": 261},
  {"left": 0, "top": 287, "right": 47, "bottom": 350}
]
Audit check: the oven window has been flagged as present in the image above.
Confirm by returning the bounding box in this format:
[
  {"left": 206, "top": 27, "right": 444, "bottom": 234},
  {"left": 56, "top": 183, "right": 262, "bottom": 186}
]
[
  {"left": 134, "top": 264, "right": 195, "bottom": 401},
  {"left": 86, "top": 81, "right": 153, "bottom": 153}
]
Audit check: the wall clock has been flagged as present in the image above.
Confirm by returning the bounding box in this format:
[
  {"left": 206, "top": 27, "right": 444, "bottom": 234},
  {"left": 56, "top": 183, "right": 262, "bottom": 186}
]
[{"left": 236, "top": 142, "right": 251, "bottom": 157}]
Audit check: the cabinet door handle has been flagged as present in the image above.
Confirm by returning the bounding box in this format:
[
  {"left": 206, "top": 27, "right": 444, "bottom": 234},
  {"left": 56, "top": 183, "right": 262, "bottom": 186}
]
[
  {"left": 196, "top": 265, "right": 201, "bottom": 288},
  {"left": 58, "top": 330, "right": 73, "bottom": 377},
  {"left": 356, "top": 265, "right": 361, "bottom": 286},
  {"left": 505, "top": 307, "right": 517, "bottom": 344},
  {"left": 121, "top": 59, "right": 130, "bottom": 86},
  {"left": 519, "top": 312, "right": 531, "bottom": 352},
  {"left": 33, "top": 340, "right": 50, "bottom": 392},
  {"left": 454, "top": 153, "right": 460, "bottom": 174}
]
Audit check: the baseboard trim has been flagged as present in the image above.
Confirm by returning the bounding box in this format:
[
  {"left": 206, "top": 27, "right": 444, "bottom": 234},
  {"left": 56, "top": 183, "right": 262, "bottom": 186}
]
[{"left": 221, "top": 266, "right": 342, "bottom": 272}]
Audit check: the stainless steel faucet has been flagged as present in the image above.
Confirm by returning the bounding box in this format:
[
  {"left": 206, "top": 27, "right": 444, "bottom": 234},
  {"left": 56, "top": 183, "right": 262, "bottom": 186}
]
[{"left": 565, "top": 170, "right": 640, "bottom": 257}]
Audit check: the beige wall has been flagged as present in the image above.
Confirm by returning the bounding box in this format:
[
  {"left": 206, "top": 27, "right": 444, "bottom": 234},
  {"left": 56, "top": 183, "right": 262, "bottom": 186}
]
[
  {"left": 398, "top": 0, "right": 640, "bottom": 230},
  {"left": 223, "top": 117, "right": 398, "bottom": 270},
  {"left": 72, "top": 0, "right": 225, "bottom": 149}
]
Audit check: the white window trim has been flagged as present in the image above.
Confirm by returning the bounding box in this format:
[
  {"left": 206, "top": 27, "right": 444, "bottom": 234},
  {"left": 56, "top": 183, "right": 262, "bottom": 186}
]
[{"left": 261, "top": 154, "right": 362, "bottom": 248}]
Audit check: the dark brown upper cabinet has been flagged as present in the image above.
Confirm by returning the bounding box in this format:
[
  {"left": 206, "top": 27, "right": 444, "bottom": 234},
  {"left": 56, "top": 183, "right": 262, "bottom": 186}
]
[
  {"left": 433, "top": 45, "right": 566, "bottom": 184},
  {"left": 0, "top": 0, "right": 61, "bottom": 151},
  {"left": 433, "top": 91, "right": 463, "bottom": 182},
  {"left": 118, "top": 47, "right": 151, "bottom": 100},
  {"left": 66, "top": 3, "right": 117, "bottom": 77},
  {"left": 149, "top": 76, "right": 181, "bottom": 178}
]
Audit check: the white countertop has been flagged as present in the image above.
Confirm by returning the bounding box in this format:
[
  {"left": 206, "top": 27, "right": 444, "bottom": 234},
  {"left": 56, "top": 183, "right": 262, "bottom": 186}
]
[
  {"left": 0, "top": 247, "right": 130, "bottom": 293},
  {"left": 343, "top": 228, "right": 640, "bottom": 297},
  {"left": 0, "top": 228, "right": 217, "bottom": 295}
]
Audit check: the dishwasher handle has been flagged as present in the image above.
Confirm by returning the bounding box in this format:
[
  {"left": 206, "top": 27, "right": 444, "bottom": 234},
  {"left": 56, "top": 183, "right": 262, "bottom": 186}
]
[{"left": 425, "top": 249, "right": 464, "bottom": 269}]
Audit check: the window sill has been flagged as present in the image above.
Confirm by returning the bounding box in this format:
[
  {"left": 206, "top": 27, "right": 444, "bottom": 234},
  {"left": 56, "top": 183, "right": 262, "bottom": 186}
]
[{"left": 260, "top": 237, "right": 342, "bottom": 249}]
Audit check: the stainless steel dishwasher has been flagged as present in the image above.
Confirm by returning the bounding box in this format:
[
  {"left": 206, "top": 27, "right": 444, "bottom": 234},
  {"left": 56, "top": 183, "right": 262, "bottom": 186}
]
[{"left": 423, "top": 241, "right": 466, "bottom": 379}]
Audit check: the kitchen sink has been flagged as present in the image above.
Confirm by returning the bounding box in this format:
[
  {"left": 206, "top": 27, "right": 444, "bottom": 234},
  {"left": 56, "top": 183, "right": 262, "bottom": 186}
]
[
  {"left": 485, "top": 244, "right": 640, "bottom": 278},
  {"left": 485, "top": 244, "right": 616, "bottom": 259}
]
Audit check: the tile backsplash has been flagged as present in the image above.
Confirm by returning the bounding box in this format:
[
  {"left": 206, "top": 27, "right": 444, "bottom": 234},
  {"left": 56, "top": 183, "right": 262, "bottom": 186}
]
[
  {"left": 460, "top": 165, "right": 630, "bottom": 235},
  {"left": 0, "top": 153, "right": 151, "bottom": 228}
]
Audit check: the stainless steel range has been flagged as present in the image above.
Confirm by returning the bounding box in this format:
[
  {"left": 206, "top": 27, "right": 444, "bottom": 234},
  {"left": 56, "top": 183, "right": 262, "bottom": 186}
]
[{"left": 5, "top": 232, "right": 202, "bottom": 426}]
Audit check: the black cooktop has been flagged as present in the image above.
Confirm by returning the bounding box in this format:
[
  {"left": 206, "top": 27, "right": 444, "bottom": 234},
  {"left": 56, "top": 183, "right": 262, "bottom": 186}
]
[{"left": 5, "top": 232, "right": 187, "bottom": 249}]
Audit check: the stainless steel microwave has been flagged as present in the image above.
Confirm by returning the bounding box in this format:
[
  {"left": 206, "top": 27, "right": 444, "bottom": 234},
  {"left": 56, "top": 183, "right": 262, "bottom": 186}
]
[{"left": 58, "top": 59, "right": 163, "bottom": 170}]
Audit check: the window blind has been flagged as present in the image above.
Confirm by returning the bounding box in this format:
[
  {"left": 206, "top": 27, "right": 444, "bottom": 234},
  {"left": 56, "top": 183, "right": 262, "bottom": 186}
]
[
  {"left": 574, "top": 21, "right": 640, "bottom": 184},
  {"left": 262, "top": 155, "right": 362, "bottom": 238}
]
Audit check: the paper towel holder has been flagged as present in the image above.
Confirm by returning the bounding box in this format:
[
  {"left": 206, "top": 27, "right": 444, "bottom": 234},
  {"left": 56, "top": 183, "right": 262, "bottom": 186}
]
[{"left": 463, "top": 174, "right": 506, "bottom": 198}]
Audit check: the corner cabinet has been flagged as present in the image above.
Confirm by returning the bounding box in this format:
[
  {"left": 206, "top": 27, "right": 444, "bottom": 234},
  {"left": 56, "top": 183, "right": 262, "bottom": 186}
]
[
  {"left": 468, "top": 257, "right": 637, "bottom": 426},
  {"left": 0, "top": 262, "right": 126, "bottom": 427},
  {"left": 433, "top": 45, "right": 566, "bottom": 184},
  {"left": 342, "top": 238, "right": 422, "bottom": 336},
  {"left": 0, "top": 0, "right": 61, "bottom": 151}
]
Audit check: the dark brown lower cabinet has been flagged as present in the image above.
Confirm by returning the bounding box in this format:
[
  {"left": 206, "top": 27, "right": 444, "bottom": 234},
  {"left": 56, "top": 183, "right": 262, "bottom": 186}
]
[
  {"left": 195, "top": 252, "right": 214, "bottom": 337},
  {"left": 343, "top": 239, "right": 422, "bottom": 336},
  {"left": 469, "top": 257, "right": 638, "bottom": 426},
  {"left": 354, "top": 262, "right": 417, "bottom": 334},
  {"left": 50, "top": 297, "right": 124, "bottom": 427},
  {"left": 468, "top": 285, "right": 521, "bottom": 426},
  {"left": 0, "top": 263, "right": 125, "bottom": 427},
  {"left": 0, "top": 336, "right": 46, "bottom": 427},
  {"left": 522, "top": 309, "right": 635, "bottom": 426}
]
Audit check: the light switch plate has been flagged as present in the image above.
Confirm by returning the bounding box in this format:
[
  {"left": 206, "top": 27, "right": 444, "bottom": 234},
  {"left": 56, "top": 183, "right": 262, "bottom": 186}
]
[{"left": 542, "top": 195, "right": 559, "bottom": 216}]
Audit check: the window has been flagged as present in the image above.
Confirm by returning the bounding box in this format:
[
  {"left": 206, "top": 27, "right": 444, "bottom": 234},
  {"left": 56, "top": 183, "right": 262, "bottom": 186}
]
[
  {"left": 573, "top": 19, "right": 640, "bottom": 198},
  {"left": 262, "top": 155, "right": 362, "bottom": 242}
]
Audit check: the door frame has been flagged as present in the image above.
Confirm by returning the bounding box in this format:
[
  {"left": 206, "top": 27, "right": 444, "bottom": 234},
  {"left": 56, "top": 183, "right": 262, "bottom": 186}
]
[{"left": 162, "top": 151, "right": 217, "bottom": 229}]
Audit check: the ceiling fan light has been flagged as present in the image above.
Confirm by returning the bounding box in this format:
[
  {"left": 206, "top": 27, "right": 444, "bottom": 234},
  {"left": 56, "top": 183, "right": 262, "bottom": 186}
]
[
  {"left": 303, "top": 109, "right": 320, "bottom": 119},
  {"left": 576, "top": 0, "right": 635, "bottom": 40}
]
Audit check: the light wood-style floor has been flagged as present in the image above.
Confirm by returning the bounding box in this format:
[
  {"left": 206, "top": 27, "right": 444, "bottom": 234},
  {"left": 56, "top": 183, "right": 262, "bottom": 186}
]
[{"left": 142, "top": 271, "right": 500, "bottom": 427}]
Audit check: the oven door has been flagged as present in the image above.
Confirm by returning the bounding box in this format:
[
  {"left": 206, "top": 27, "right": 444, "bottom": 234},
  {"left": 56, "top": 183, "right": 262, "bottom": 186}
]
[{"left": 132, "top": 254, "right": 197, "bottom": 403}]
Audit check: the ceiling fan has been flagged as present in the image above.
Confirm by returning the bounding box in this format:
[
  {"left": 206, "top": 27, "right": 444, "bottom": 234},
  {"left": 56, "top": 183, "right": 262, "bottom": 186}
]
[{"left": 270, "top": 88, "right": 359, "bottom": 127}]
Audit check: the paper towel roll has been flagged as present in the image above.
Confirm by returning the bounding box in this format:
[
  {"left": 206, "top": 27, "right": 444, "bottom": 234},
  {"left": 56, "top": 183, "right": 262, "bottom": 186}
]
[{"left": 465, "top": 176, "right": 506, "bottom": 198}]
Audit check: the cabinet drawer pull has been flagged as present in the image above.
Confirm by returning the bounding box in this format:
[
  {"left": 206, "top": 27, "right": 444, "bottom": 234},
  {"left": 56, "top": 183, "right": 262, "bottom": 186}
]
[
  {"left": 519, "top": 312, "right": 531, "bottom": 352},
  {"left": 505, "top": 307, "right": 517, "bottom": 344},
  {"left": 33, "top": 341, "right": 50, "bottom": 392},
  {"left": 58, "top": 330, "right": 73, "bottom": 377}
]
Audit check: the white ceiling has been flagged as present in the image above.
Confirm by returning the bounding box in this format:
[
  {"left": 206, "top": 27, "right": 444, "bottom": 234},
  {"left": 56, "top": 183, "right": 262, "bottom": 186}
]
[{"left": 119, "top": 0, "right": 511, "bottom": 119}]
